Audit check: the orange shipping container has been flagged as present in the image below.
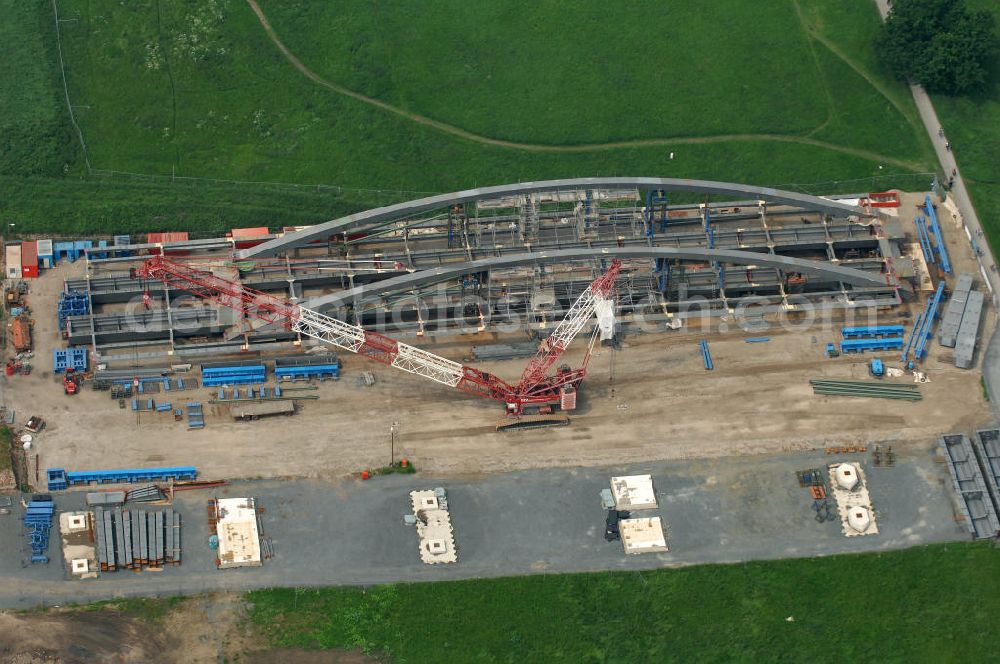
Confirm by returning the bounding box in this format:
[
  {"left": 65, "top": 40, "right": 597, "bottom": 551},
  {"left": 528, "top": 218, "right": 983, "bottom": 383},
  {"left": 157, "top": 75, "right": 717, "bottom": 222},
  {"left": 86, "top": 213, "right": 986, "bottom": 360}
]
[
  {"left": 10, "top": 318, "right": 30, "bottom": 352},
  {"left": 228, "top": 226, "right": 270, "bottom": 249},
  {"left": 146, "top": 232, "right": 191, "bottom": 256}
]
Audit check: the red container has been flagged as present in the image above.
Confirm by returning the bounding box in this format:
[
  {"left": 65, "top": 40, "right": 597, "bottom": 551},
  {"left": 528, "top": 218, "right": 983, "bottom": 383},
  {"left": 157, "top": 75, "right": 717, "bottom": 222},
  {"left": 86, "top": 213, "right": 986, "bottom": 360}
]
[
  {"left": 146, "top": 232, "right": 190, "bottom": 255},
  {"left": 228, "top": 227, "right": 270, "bottom": 249},
  {"left": 20, "top": 241, "right": 38, "bottom": 279}
]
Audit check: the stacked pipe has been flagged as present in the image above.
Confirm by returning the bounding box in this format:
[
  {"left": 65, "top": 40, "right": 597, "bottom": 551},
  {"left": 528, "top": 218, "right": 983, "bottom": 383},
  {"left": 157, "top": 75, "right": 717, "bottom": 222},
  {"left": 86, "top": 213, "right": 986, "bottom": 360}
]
[{"left": 810, "top": 379, "right": 921, "bottom": 401}]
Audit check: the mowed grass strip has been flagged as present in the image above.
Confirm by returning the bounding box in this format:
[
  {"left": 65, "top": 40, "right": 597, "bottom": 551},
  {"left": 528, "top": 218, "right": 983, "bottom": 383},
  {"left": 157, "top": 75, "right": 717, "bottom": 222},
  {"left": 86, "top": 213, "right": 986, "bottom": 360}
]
[{"left": 246, "top": 542, "right": 1000, "bottom": 662}]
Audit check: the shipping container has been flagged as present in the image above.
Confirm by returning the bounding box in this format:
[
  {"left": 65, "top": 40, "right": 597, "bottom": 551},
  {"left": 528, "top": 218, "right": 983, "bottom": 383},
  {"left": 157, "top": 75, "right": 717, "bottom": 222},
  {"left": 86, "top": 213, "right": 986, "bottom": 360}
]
[
  {"left": 146, "top": 232, "right": 190, "bottom": 256},
  {"left": 5, "top": 244, "right": 21, "bottom": 279},
  {"left": 228, "top": 226, "right": 270, "bottom": 249},
  {"left": 146, "top": 232, "right": 190, "bottom": 244},
  {"left": 36, "top": 239, "right": 54, "bottom": 268},
  {"left": 20, "top": 241, "right": 38, "bottom": 279},
  {"left": 10, "top": 317, "right": 31, "bottom": 352}
]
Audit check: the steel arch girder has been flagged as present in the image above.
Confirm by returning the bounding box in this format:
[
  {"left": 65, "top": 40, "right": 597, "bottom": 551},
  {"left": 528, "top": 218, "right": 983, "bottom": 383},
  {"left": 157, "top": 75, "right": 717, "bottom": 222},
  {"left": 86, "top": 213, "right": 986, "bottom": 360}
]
[
  {"left": 304, "top": 246, "right": 901, "bottom": 312},
  {"left": 239, "top": 177, "right": 869, "bottom": 259}
]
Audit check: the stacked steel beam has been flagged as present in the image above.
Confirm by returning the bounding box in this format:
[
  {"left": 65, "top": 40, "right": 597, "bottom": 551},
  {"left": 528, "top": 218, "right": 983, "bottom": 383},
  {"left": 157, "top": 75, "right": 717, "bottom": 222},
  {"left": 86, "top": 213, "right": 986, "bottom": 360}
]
[
  {"left": 126, "top": 485, "right": 166, "bottom": 503},
  {"left": 94, "top": 506, "right": 181, "bottom": 571},
  {"left": 810, "top": 379, "right": 921, "bottom": 401}
]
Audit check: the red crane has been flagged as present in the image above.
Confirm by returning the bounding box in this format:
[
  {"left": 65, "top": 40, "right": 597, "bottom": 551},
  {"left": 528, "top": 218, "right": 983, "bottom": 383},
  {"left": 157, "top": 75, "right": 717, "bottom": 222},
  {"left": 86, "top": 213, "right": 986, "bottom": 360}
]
[{"left": 136, "top": 257, "right": 621, "bottom": 417}]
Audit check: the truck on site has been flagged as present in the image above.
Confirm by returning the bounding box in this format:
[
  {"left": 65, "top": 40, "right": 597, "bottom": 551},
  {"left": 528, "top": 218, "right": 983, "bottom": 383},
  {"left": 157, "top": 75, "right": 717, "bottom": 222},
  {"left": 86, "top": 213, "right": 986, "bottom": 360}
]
[
  {"left": 869, "top": 358, "right": 885, "bottom": 378},
  {"left": 229, "top": 400, "right": 295, "bottom": 421},
  {"left": 63, "top": 368, "right": 80, "bottom": 395}
]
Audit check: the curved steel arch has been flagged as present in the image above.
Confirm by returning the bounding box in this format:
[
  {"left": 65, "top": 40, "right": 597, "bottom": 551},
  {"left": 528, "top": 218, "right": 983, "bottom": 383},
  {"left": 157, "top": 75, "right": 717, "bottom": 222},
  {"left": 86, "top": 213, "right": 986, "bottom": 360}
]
[
  {"left": 306, "top": 246, "right": 896, "bottom": 312},
  {"left": 241, "top": 177, "right": 867, "bottom": 258}
]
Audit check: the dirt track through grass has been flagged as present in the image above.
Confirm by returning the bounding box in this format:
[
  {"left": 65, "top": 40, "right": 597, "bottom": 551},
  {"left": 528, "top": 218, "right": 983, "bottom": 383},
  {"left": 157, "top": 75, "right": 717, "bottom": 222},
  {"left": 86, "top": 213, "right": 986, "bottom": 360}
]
[
  {"left": 792, "top": 0, "right": 920, "bottom": 133},
  {"left": 5, "top": 0, "right": 938, "bottom": 234},
  {"left": 245, "top": 0, "right": 922, "bottom": 170}
]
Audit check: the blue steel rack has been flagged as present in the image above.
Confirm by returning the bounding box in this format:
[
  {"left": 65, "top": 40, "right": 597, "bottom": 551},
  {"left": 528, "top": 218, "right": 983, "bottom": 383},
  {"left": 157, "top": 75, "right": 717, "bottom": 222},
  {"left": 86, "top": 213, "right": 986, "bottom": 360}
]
[
  {"left": 201, "top": 361, "right": 266, "bottom": 386},
  {"left": 47, "top": 466, "right": 197, "bottom": 490},
  {"left": 841, "top": 325, "right": 905, "bottom": 339},
  {"left": 57, "top": 291, "right": 89, "bottom": 329},
  {"left": 840, "top": 337, "right": 904, "bottom": 353},
  {"left": 187, "top": 402, "right": 204, "bottom": 429},
  {"left": 53, "top": 348, "right": 88, "bottom": 373},
  {"left": 24, "top": 499, "right": 54, "bottom": 562},
  {"left": 274, "top": 355, "right": 341, "bottom": 381}
]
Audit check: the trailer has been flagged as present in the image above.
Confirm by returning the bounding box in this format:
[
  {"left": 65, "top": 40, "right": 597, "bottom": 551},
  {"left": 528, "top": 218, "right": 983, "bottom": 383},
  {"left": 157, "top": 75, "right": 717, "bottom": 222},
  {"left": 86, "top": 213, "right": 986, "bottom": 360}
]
[{"left": 229, "top": 400, "right": 296, "bottom": 421}]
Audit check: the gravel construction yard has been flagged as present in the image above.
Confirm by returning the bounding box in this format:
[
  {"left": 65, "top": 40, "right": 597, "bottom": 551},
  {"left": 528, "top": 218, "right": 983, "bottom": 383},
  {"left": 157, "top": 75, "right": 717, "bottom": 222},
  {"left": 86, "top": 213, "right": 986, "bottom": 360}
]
[
  {"left": 0, "top": 443, "right": 967, "bottom": 609},
  {"left": 4, "top": 189, "right": 994, "bottom": 485},
  {"left": 4, "top": 263, "right": 994, "bottom": 484}
]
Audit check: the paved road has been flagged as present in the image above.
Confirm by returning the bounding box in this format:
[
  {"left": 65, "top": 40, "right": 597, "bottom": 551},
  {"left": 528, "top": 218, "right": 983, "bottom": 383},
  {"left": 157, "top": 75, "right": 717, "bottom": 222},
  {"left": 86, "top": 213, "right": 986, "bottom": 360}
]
[
  {"left": 873, "top": 0, "right": 1000, "bottom": 412},
  {"left": 0, "top": 446, "right": 966, "bottom": 609}
]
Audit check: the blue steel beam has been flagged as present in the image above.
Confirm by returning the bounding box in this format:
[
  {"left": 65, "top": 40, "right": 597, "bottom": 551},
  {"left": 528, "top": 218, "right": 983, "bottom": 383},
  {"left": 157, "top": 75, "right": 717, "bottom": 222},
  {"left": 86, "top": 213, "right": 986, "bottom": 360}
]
[
  {"left": 914, "top": 281, "right": 947, "bottom": 360},
  {"left": 902, "top": 281, "right": 945, "bottom": 361},
  {"left": 58, "top": 466, "right": 198, "bottom": 486},
  {"left": 700, "top": 340, "right": 714, "bottom": 370},
  {"left": 925, "top": 195, "right": 952, "bottom": 274},
  {"left": 914, "top": 216, "right": 935, "bottom": 266},
  {"left": 902, "top": 309, "right": 927, "bottom": 362}
]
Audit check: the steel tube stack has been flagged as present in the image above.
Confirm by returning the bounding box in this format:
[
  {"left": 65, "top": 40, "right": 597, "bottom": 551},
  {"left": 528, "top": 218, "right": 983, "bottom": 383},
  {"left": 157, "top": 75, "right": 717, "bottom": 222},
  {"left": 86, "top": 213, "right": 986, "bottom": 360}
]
[{"left": 809, "top": 379, "right": 922, "bottom": 401}]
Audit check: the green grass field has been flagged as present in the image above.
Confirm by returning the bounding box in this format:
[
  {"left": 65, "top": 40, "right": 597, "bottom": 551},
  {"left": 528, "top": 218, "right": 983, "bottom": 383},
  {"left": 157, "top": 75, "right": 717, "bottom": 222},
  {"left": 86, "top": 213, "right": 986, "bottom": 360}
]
[
  {"left": 932, "top": 0, "right": 1000, "bottom": 252},
  {"left": 247, "top": 542, "right": 1000, "bottom": 662},
  {"left": 2, "top": 0, "right": 946, "bottom": 236},
  {"left": 57, "top": 0, "right": 930, "bottom": 179},
  {"left": 0, "top": 1, "right": 77, "bottom": 177}
]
